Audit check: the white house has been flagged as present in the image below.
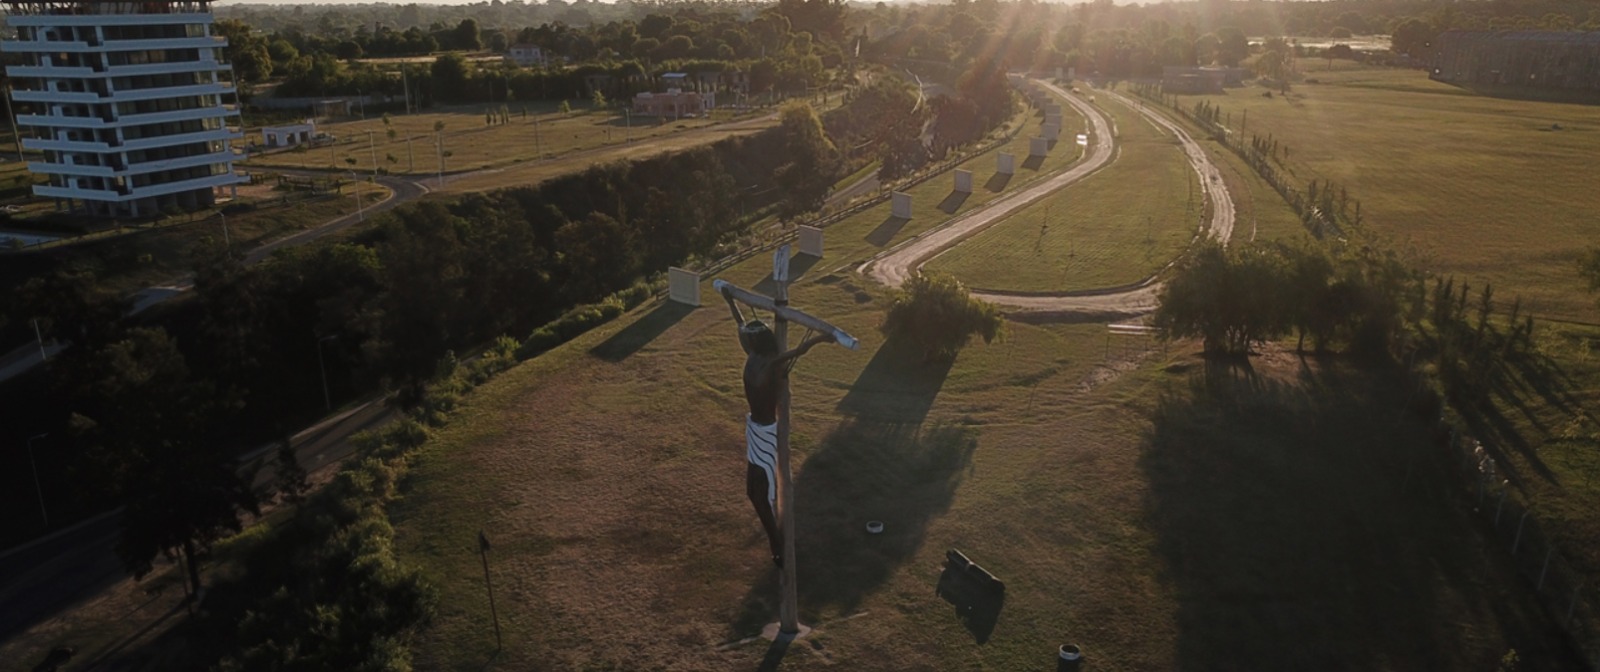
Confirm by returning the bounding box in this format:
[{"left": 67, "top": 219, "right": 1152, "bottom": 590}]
[{"left": 506, "top": 43, "right": 545, "bottom": 68}]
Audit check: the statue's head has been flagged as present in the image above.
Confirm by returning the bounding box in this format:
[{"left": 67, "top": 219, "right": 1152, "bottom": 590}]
[{"left": 740, "top": 319, "right": 779, "bottom": 356}]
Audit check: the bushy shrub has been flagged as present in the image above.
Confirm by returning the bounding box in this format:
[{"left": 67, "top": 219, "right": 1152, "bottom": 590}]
[{"left": 882, "top": 273, "right": 1004, "bottom": 362}]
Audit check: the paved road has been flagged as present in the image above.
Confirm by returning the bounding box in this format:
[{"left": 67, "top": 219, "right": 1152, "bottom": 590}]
[
  {"left": 0, "top": 399, "right": 394, "bottom": 644},
  {"left": 861, "top": 81, "right": 1236, "bottom": 320}
]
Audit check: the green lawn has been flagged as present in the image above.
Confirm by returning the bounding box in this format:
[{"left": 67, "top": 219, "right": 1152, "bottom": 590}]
[
  {"left": 1181, "top": 65, "right": 1600, "bottom": 322},
  {"left": 925, "top": 94, "right": 1199, "bottom": 292}
]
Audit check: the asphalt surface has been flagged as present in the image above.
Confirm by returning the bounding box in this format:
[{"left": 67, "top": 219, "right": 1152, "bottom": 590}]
[{"left": 861, "top": 80, "right": 1237, "bottom": 319}]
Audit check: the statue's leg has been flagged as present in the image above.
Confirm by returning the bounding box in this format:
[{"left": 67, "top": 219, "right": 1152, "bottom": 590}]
[{"left": 746, "top": 463, "right": 783, "bottom": 568}]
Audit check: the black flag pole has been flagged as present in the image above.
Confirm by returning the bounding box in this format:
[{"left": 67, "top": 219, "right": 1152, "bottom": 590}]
[{"left": 479, "top": 530, "right": 502, "bottom": 650}]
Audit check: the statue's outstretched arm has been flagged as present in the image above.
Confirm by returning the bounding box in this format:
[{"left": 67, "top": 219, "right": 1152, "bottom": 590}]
[
  {"left": 773, "top": 333, "right": 835, "bottom": 368},
  {"left": 720, "top": 285, "right": 745, "bottom": 327}
]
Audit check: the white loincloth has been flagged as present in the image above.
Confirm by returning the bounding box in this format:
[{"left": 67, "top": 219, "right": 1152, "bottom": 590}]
[{"left": 746, "top": 414, "right": 779, "bottom": 507}]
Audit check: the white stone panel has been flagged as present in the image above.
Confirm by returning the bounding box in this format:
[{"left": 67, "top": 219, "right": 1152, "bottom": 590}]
[
  {"left": 998, "top": 153, "right": 1015, "bottom": 175},
  {"left": 953, "top": 169, "right": 973, "bottom": 193},
  {"left": 891, "top": 191, "right": 913, "bottom": 219},
  {"left": 797, "top": 225, "right": 824, "bottom": 257},
  {"left": 667, "top": 267, "right": 700, "bottom": 306},
  {"left": 1030, "top": 137, "right": 1048, "bottom": 157}
]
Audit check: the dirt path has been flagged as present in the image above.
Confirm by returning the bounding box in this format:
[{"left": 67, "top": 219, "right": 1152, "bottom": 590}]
[{"left": 860, "top": 82, "right": 1236, "bottom": 320}]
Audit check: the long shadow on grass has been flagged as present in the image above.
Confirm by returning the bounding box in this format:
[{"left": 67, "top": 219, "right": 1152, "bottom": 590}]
[
  {"left": 1021, "top": 155, "right": 1045, "bottom": 171},
  {"left": 730, "top": 339, "right": 965, "bottom": 635},
  {"left": 985, "top": 172, "right": 1012, "bottom": 193},
  {"left": 753, "top": 253, "right": 822, "bottom": 296},
  {"left": 1142, "top": 357, "right": 1583, "bottom": 669},
  {"left": 865, "top": 216, "right": 911, "bottom": 248},
  {"left": 937, "top": 190, "right": 971, "bottom": 214},
  {"left": 588, "top": 301, "right": 694, "bottom": 362}
]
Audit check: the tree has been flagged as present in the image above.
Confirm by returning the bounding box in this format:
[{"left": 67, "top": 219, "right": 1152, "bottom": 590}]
[
  {"left": 73, "top": 328, "right": 258, "bottom": 596},
  {"left": 335, "top": 40, "right": 364, "bottom": 61},
  {"left": 1153, "top": 241, "right": 1289, "bottom": 354},
  {"left": 1390, "top": 18, "right": 1439, "bottom": 58},
  {"left": 430, "top": 53, "right": 471, "bottom": 102},
  {"left": 591, "top": 88, "right": 607, "bottom": 110},
  {"left": 772, "top": 103, "right": 838, "bottom": 222},
  {"left": 1215, "top": 26, "right": 1249, "bottom": 67},
  {"left": 215, "top": 19, "right": 272, "bottom": 83},
  {"left": 453, "top": 18, "right": 483, "bottom": 51},
  {"left": 882, "top": 273, "right": 1004, "bottom": 362}
]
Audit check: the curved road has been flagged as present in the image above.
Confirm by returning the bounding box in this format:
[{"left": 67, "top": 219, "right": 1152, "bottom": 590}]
[{"left": 861, "top": 81, "right": 1236, "bottom": 319}]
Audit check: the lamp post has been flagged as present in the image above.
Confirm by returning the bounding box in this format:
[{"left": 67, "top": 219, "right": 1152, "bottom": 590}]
[
  {"left": 316, "top": 335, "right": 338, "bottom": 413},
  {"left": 27, "top": 433, "right": 49, "bottom": 529},
  {"left": 349, "top": 171, "right": 364, "bottom": 222}
]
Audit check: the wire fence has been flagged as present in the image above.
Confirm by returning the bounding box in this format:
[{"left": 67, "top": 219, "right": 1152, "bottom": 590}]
[{"left": 1444, "top": 426, "right": 1600, "bottom": 668}]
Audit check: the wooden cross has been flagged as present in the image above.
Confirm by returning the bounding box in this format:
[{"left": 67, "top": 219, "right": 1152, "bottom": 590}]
[{"left": 714, "top": 244, "right": 858, "bottom": 635}]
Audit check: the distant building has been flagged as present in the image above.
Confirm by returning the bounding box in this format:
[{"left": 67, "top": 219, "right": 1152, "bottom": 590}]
[
  {"left": 632, "top": 88, "right": 714, "bottom": 118},
  {"left": 1162, "top": 66, "right": 1226, "bottom": 94},
  {"left": 262, "top": 121, "right": 315, "bottom": 148},
  {"left": 0, "top": 0, "right": 246, "bottom": 217},
  {"left": 1431, "top": 31, "right": 1600, "bottom": 101},
  {"left": 507, "top": 43, "right": 546, "bottom": 68}
]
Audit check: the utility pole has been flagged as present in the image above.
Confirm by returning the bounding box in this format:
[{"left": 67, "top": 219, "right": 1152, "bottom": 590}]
[
  {"left": 316, "top": 334, "right": 337, "bottom": 412},
  {"left": 407, "top": 135, "right": 415, "bottom": 173},
  {"left": 435, "top": 132, "right": 445, "bottom": 187},
  {"left": 27, "top": 433, "right": 49, "bottom": 528},
  {"left": 367, "top": 130, "right": 378, "bottom": 177},
  {"left": 32, "top": 318, "right": 46, "bottom": 362},
  {"left": 3, "top": 83, "right": 24, "bottom": 162},
  {"left": 533, "top": 114, "right": 541, "bottom": 158},
  {"left": 348, "top": 171, "right": 363, "bottom": 221}
]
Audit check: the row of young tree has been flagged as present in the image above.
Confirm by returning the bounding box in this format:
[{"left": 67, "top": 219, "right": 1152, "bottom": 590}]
[{"left": 1155, "top": 238, "right": 1544, "bottom": 409}]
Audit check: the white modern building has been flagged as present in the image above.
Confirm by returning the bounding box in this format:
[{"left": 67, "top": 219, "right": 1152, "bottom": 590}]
[{"left": 1, "top": 0, "right": 246, "bottom": 218}]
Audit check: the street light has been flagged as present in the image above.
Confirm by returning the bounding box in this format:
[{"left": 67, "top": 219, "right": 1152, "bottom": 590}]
[
  {"left": 348, "top": 171, "right": 364, "bottom": 222},
  {"left": 316, "top": 335, "right": 338, "bottom": 413},
  {"left": 27, "top": 433, "right": 49, "bottom": 529}
]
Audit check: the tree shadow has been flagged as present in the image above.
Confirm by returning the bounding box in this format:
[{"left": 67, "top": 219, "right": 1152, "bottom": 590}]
[
  {"left": 864, "top": 216, "right": 910, "bottom": 248},
  {"left": 1021, "top": 155, "right": 1045, "bottom": 171},
  {"left": 937, "top": 190, "right": 971, "bottom": 215},
  {"left": 984, "top": 172, "right": 1012, "bottom": 193},
  {"left": 1140, "top": 362, "right": 1584, "bottom": 669},
  {"left": 753, "top": 253, "right": 822, "bottom": 296},
  {"left": 730, "top": 338, "right": 966, "bottom": 635},
  {"left": 587, "top": 301, "right": 695, "bottom": 362}
]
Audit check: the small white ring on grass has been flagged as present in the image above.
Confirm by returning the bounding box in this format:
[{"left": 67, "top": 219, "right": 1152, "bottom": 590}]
[{"left": 865, "top": 521, "right": 884, "bottom": 534}]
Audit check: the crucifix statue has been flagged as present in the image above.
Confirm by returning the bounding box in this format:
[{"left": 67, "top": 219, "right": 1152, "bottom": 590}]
[{"left": 715, "top": 244, "right": 858, "bottom": 635}]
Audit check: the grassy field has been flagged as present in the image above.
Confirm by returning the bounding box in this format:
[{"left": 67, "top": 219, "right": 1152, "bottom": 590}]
[
  {"left": 387, "top": 238, "right": 1582, "bottom": 670},
  {"left": 1180, "top": 64, "right": 1600, "bottom": 322},
  {"left": 925, "top": 95, "right": 1200, "bottom": 292},
  {"left": 383, "top": 83, "right": 1583, "bottom": 668},
  {"left": 0, "top": 181, "right": 389, "bottom": 298},
  {"left": 241, "top": 102, "right": 752, "bottom": 176}
]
